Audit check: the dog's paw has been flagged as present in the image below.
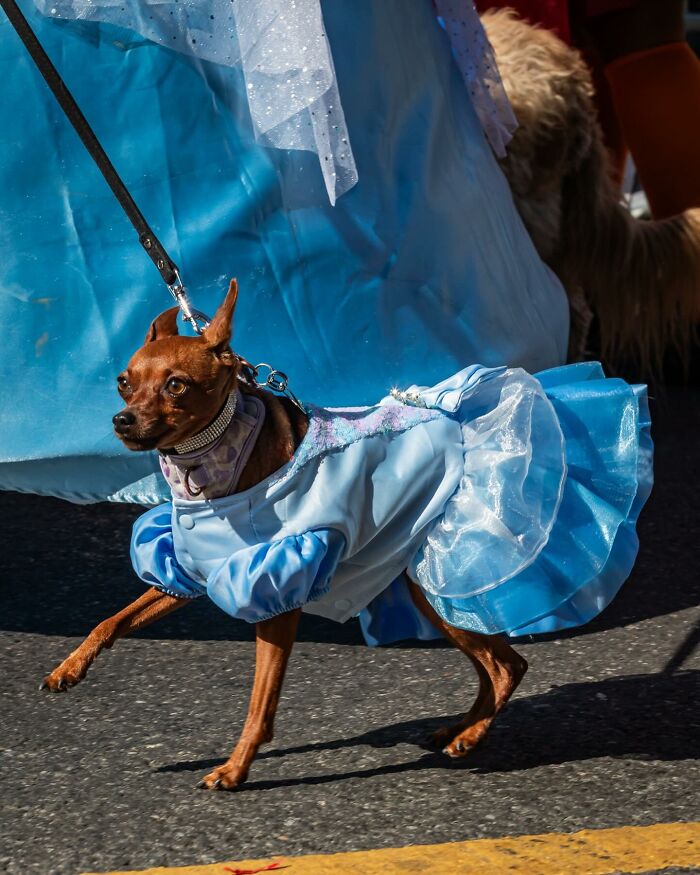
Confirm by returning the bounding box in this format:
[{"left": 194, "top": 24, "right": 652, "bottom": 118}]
[
  {"left": 441, "top": 736, "right": 477, "bottom": 758},
  {"left": 426, "top": 722, "right": 486, "bottom": 758},
  {"left": 198, "top": 762, "right": 249, "bottom": 791},
  {"left": 439, "top": 725, "right": 487, "bottom": 759},
  {"left": 39, "top": 661, "right": 87, "bottom": 692}
]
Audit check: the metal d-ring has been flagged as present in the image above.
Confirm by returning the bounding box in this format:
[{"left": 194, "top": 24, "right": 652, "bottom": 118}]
[
  {"left": 255, "top": 363, "right": 289, "bottom": 393},
  {"left": 239, "top": 359, "right": 305, "bottom": 414},
  {"left": 183, "top": 466, "right": 203, "bottom": 497}
]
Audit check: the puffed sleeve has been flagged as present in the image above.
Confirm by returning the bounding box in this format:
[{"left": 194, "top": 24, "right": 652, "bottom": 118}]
[
  {"left": 130, "top": 503, "right": 206, "bottom": 599},
  {"left": 206, "top": 528, "right": 346, "bottom": 623}
]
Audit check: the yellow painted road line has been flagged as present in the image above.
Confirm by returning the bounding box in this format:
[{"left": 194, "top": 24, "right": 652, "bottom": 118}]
[{"left": 84, "top": 820, "right": 700, "bottom": 875}]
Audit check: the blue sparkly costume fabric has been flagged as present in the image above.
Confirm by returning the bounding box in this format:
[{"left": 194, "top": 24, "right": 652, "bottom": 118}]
[{"left": 0, "top": 0, "right": 568, "bottom": 503}]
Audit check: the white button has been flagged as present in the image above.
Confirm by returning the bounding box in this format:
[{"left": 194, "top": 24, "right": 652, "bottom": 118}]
[
  {"left": 179, "top": 514, "right": 195, "bottom": 530},
  {"left": 334, "top": 598, "right": 352, "bottom": 612}
]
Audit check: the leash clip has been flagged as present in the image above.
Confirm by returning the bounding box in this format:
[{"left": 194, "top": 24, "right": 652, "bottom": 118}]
[
  {"left": 239, "top": 359, "right": 306, "bottom": 414},
  {"left": 167, "top": 270, "right": 210, "bottom": 335}
]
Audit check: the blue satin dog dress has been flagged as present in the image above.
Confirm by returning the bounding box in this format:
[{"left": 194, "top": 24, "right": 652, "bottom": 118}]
[{"left": 131, "top": 363, "right": 653, "bottom": 643}]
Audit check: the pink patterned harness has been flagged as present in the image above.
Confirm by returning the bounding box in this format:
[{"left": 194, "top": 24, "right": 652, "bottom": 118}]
[{"left": 158, "top": 390, "right": 265, "bottom": 500}]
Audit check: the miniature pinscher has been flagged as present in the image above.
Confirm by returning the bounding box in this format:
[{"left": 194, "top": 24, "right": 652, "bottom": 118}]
[{"left": 41, "top": 279, "right": 527, "bottom": 790}]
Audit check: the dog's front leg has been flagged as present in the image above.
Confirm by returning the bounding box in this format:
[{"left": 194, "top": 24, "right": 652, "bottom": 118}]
[
  {"left": 200, "top": 607, "right": 301, "bottom": 791},
  {"left": 41, "top": 587, "right": 188, "bottom": 691}
]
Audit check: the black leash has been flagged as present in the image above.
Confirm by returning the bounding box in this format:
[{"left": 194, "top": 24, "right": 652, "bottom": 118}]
[{"left": 0, "top": 0, "right": 207, "bottom": 330}]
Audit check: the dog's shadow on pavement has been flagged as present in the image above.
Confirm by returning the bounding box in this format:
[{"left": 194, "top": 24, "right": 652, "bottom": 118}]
[{"left": 156, "top": 668, "right": 699, "bottom": 791}]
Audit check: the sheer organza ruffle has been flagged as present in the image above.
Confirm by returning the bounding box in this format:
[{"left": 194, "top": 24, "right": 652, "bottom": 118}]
[
  {"left": 411, "top": 362, "right": 653, "bottom": 636},
  {"left": 408, "top": 366, "right": 567, "bottom": 599}
]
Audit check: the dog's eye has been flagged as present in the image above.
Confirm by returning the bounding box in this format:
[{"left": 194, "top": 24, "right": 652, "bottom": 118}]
[
  {"left": 165, "top": 377, "right": 188, "bottom": 397},
  {"left": 117, "top": 375, "right": 131, "bottom": 394}
]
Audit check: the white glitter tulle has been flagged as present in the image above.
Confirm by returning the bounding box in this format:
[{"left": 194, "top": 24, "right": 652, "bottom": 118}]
[
  {"left": 231, "top": 0, "right": 357, "bottom": 205},
  {"left": 35, "top": 0, "right": 516, "bottom": 199},
  {"left": 35, "top": 0, "right": 357, "bottom": 204},
  {"left": 434, "top": 0, "right": 517, "bottom": 157}
]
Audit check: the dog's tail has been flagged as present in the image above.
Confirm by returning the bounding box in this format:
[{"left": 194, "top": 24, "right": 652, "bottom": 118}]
[{"left": 558, "top": 139, "right": 700, "bottom": 375}]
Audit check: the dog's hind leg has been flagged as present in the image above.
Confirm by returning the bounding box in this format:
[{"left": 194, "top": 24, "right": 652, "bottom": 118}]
[
  {"left": 40, "top": 587, "right": 188, "bottom": 692},
  {"left": 199, "top": 607, "right": 301, "bottom": 791},
  {"left": 407, "top": 578, "right": 527, "bottom": 758}
]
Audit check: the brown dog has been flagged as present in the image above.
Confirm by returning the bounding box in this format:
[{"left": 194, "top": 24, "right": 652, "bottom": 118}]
[{"left": 41, "top": 279, "right": 527, "bottom": 790}]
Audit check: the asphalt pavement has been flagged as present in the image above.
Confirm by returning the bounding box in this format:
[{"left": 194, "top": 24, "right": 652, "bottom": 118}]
[{"left": 1, "top": 388, "right": 699, "bottom": 875}]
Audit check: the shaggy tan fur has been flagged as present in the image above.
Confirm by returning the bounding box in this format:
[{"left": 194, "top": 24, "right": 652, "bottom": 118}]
[{"left": 484, "top": 9, "right": 700, "bottom": 371}]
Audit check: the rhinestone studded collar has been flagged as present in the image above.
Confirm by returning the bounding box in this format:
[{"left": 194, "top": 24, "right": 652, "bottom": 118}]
[{"left": 171, "top": 391, "right": 237, "bottom": 455}]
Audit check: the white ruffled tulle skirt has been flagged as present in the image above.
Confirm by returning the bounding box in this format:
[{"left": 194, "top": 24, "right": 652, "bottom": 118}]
[{"left": 361, "top": 362, "right": 652, "bottom": 642}]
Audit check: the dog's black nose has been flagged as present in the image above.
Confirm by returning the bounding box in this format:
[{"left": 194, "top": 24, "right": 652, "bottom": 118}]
[{"left": 113, "top": 409, "right": 136, "bottom": 433}]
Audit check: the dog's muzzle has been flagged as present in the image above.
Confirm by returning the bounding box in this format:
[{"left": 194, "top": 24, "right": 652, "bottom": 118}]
[{"left": 112, "top": 409, "right": 137, "bottom": 435}]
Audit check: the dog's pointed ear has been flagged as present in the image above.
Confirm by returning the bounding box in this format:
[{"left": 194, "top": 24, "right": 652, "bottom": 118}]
[
  {"left": 145, "top": 307, "right": 180, "bottom": 343},
  {"left": 203, "top": 278, "right": 238, "bottom": 354}
]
